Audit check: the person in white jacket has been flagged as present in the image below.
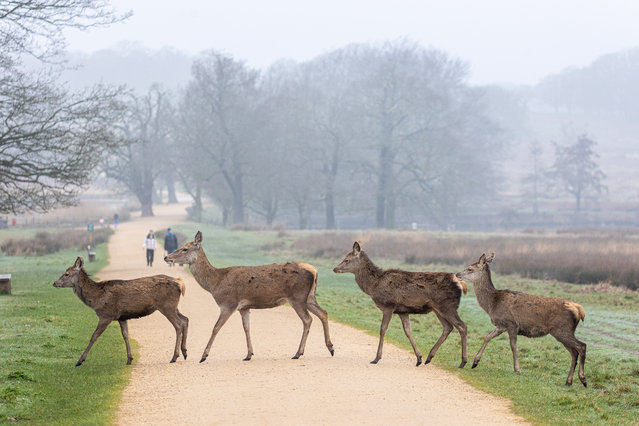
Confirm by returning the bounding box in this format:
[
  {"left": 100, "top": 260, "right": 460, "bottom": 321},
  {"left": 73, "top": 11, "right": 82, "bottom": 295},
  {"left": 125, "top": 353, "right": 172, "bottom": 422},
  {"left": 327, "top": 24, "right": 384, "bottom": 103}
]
[{"left": 142, "top": 229, "right": 157, "bottom": 266}]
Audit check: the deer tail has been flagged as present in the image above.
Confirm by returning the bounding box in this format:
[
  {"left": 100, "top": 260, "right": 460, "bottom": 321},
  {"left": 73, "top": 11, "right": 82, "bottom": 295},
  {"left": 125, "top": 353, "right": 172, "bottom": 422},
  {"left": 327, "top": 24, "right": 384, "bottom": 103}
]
[
  {"left": 298, "top": 263, "right": 319, "bottom": 303},
  {"left": 175, "top": 278, "right": 186, "bottom": 297},
  {"left": 452, "top": 274, "right": 468, "bottom": 295},
  {"left": 565, "top": 301, "right": 585, "bottom": 322}
]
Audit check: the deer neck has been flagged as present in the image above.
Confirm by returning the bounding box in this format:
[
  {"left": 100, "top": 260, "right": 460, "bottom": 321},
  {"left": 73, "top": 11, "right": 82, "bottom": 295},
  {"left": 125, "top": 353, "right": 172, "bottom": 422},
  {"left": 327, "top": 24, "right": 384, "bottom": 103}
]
[
  {"left": 472, "top": 268, "right": 498, "bottom": 313},
  {"left": 74, "top": 270, "right": 102, "bottom": 308},
  {"left": 354, "top": 252, "right": 382, "bottom": 295},
  {"left": 188, "top": 248, "right": 219, "bottom": 292}
]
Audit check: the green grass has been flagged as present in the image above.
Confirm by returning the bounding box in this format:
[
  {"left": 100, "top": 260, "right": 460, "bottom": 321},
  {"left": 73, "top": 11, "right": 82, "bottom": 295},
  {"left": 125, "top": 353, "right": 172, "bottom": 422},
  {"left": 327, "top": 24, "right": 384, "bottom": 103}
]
[
  {"left": 174, "top": 224, "right": 639, "bottom": 425},
  {"left": 0, "top": 239, "right": 130, "bottom": 425}
]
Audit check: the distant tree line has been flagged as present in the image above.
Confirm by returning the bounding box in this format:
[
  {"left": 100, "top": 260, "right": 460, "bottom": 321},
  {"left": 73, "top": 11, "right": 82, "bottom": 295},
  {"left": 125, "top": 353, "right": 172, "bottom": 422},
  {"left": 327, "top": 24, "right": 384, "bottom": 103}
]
[
  {"left": 115, "top": 41, "right": 505, "bottom": 229},
  {"left": 0, "top": 2, "right": 611, "bottom": 229}
]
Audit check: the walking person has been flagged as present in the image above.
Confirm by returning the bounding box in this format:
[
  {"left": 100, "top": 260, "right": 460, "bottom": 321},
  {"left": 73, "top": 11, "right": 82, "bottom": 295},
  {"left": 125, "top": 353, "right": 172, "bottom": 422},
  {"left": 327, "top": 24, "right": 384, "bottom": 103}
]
[
  {"left": 143, "top": 229, "right": 157, "bottom": 267},
  {"left": 164, "top": 228, "right": 178, "bottom": 267}
]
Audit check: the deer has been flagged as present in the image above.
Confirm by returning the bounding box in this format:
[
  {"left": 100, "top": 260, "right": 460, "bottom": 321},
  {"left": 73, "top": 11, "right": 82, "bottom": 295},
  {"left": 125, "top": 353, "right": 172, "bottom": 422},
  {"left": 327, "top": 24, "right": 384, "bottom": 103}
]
[
  {"left": 456, "top": 253, "right": 587, "bottom": 387},
  {"left": 164, "top": 231, "right": 334, "bottom": 363},
  {"left": 333, "top": 242, "right": 468, "bottom": 367},
  {"left": 53, "top": 256, "right": 189, "bottom": 366}
]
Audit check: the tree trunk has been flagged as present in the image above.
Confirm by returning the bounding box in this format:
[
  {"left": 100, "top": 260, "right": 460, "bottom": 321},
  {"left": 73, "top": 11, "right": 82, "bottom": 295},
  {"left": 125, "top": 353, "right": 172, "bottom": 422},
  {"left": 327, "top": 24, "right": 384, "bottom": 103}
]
[
  {"left": 166, "top": 173, "right": 178, "bottom": 204},
  {"left": 297, "top": 199, "right": 308, "bottom": 230},
  {"left": 325, "top": 192, "right": 336, "bottom": 229},
  {"left": 376, "top": 145, "right": 392, "bottom": 228}
]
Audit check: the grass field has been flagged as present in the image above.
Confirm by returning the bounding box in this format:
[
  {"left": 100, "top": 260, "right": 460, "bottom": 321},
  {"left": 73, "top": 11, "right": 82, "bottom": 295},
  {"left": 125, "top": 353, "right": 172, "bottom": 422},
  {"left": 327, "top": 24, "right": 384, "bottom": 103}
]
[
  {"left": 0, "top": 240, "right": 130, "bottom": 424},
  {"left": 174, "top": 225, "right": 639, "bottom": 425},
  {"left": 3, "top": 224, "right": 638, "bottom": 424}
]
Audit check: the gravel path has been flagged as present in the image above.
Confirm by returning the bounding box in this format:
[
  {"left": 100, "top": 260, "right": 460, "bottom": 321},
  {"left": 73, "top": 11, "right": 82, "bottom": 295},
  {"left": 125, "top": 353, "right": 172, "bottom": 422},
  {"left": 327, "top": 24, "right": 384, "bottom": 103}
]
[{"left": 99, "top": 204, "right": 527, "bottom": 425}]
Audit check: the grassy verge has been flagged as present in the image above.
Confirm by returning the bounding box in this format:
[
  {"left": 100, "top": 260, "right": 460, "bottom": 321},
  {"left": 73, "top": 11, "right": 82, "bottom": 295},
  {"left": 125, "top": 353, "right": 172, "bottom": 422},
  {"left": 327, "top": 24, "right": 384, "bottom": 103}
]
[
  {"left": 174, "top": 224, "right": 639, "bottom": 425},
  {"left": 0, "top": 240, "right": 131, "bottom": 424}
]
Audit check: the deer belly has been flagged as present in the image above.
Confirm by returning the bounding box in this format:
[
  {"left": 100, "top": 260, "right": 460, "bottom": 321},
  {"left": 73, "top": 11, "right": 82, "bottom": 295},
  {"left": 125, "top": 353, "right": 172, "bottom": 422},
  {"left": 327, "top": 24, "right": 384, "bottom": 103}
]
[
  {"left": 518, "top": 326, "right": 548, "bottom": 338},
  {"left": 393, "top": 304, "right": 432, "bottom": 314},
  {"left": 117, "top": 306, "right": 156, "bottom": 320},
  {"left": 237, "top": 298, "right": 287, "bottom": 310}
]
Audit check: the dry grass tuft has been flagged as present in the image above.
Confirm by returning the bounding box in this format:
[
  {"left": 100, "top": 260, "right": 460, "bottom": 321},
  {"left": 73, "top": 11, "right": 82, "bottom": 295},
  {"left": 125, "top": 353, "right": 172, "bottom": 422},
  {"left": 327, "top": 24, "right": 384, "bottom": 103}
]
[
  {"left": 0, "top": 228, "right": 112, "bottom": 256},
  {"left": 292, "top": 230, "right": 639, "bottom": 290}
]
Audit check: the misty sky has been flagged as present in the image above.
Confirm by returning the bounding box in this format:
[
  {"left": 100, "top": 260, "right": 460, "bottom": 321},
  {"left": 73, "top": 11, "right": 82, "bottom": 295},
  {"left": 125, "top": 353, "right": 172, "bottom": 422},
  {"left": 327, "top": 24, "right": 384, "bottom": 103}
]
[{"left": 64, "top": 0, "right": 639, "bottom": 86}]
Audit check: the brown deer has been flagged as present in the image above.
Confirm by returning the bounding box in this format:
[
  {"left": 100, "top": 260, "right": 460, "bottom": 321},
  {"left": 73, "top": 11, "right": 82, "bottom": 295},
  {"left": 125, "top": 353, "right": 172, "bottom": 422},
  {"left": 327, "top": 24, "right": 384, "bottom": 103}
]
[
  {"left": 164, "top": 231, "right": 334, "bottom": 362},
  {"left": 53, "top": 256, "right": 188, "bottom": 366},
  {"left": 333, "top": 242, "right": 468, "bottom": 367},
  {"left": 456, "top": 253, "right": 587, "bottom": 387}
]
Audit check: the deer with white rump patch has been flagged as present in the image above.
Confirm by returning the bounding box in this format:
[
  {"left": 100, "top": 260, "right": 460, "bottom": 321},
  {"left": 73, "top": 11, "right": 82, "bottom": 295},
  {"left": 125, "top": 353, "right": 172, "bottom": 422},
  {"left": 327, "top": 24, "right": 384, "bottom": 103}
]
[
  {"left": 456, "top": 253, "right": 587, "bottom": 387},
  {"left": 333, "top": 242, "right": 468, "bottom": 367},
  {"left": 164, "top": 231, "right": 334, "bottom": 362},
  {"left": 53, "top": 257, "right": 188, "bottom": 366}
]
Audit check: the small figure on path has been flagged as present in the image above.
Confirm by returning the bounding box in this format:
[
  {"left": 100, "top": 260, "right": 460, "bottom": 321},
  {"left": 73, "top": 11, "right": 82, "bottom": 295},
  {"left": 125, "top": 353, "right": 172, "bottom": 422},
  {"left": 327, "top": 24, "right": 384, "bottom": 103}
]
[
  {"left": 164, "top": 228, "right": 178, "bottom": 267},
  {"left": 113, "top": 213, "right": 119, "bottom": 229},
  {"left": 143, "top": 229, "right": 157, "bottom": 267}
]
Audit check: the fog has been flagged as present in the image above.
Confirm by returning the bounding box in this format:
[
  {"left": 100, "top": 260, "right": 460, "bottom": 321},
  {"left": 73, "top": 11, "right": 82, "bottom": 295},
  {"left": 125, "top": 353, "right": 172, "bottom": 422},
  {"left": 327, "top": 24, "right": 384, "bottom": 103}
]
[
  {"left": 11, "top": 0, "right": 639, "bottom": 230},
  {"left": 64, "top": 0, "right": 639, "bottom": 86}
]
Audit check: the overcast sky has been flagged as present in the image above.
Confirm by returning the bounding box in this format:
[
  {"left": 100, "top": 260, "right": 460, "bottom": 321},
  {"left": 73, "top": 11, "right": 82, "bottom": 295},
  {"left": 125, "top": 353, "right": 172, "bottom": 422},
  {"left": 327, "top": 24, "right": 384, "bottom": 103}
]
[{"left": 64, "top": 0, "right": 639, "bottom": 86}]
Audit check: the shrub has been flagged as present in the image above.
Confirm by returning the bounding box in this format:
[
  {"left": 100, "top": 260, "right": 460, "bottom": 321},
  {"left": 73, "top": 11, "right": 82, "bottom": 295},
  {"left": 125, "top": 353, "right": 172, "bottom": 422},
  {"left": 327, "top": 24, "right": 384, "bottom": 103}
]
[
  {"left": 291, "top": 231, "right": 639, "bottom": 290},
  {"left": 0, "top": 228, "right": 112, "bottom": 256}
]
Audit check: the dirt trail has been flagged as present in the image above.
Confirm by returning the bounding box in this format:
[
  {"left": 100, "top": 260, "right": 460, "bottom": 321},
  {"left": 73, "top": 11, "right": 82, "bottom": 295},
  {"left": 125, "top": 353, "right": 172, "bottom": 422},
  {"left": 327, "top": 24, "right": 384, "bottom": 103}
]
[{"left": 99, "top": 204, "right": 527, "bottom": 425}]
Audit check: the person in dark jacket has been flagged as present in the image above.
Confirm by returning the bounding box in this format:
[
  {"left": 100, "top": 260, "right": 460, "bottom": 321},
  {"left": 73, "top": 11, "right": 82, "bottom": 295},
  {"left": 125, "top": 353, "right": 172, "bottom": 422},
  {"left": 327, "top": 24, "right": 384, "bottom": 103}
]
[{"left": 164, "top": 228, "right": 178, "bottom": 266}]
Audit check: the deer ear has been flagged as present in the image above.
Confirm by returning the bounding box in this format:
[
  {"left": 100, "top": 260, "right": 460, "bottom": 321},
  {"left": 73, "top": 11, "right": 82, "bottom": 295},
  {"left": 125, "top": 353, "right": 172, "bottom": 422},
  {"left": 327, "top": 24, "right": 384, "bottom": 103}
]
[
  {"left": 74, "top": 256, "right": 84, "bottom": 269},
  {"left": 353, "top": 241, "right": 361, "bottom": 255},
  {"left": 478, "top": 253, "right": 486, "bottom": 265},
  {"left": 486, "top": 252, "right": 495, "bottom": 263},
  {"left": 194, "top": 231, "right": 202, "bottom": 244}
]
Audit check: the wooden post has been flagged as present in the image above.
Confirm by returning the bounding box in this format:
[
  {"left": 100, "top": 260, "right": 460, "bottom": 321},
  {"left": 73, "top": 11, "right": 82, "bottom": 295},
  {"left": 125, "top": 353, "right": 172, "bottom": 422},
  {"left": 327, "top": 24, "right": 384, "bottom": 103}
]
[{"left": 0, "top": 274, "right": 11, "bottom": 295}]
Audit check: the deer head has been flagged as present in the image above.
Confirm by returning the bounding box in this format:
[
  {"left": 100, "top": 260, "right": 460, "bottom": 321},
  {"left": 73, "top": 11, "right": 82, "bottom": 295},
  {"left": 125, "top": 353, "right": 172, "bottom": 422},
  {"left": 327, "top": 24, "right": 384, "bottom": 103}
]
[
  {"left": 54, "top": 257, "right": 84, "bottom": 288},
  {"left": 164, "top": 231, "right": 202, "bottom": 265},
  {"left": 456, "top": 252, "right": 495, "bottom": 282},
  {"left": 333, "top": 241, "right": 363, "bottom": 274}
]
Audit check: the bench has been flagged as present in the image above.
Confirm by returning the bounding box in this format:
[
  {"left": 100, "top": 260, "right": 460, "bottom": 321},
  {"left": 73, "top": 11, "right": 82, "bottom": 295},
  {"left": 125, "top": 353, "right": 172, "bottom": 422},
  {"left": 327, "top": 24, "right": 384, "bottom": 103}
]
[
  {"left": 0, "top": 274, "right": 11, "bottom": 295},
  {"left": 86, "top": 246, "right": 96, "bottom": 262}
]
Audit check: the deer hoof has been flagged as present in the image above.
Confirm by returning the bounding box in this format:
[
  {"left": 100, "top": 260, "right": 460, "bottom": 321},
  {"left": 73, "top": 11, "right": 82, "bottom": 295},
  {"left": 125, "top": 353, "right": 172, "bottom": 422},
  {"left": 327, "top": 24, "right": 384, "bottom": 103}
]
[
  {"left": 243, "top": 353, "right": 253, "bottom": 361},
  {"left": 458, "top": 360, "right": 467, "bottom": 369},
  {"left": 292, "top": 354, "right": 301, "bottom": 360},
  {"left": 329, "top": 348, "right": 335, "bottom": 356},
  {"left": 424, "top": 356, "right": 433, "bottom": 365},
  {"left": 75, "top": 360, "right": 83, "bottom": 367},
  {"left": 199, "top": 357, "right": 207, "bottom": 363},
  {"left": 472, "top": 361, "right": 479, "bottom": 369},
  {"left": 370, "top": 359, "right": 379, "bottom": 364}
]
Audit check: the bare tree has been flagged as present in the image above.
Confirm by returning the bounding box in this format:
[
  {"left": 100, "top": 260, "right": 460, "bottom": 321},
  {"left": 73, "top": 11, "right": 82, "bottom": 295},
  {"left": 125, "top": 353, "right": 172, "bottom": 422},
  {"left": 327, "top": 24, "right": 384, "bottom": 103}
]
[
  {"left": 0, "top": 0, "right": 129, "bottom": 214},
  {"left": 183, "top": 51, "right": 260, "bottom": 224},
  {"left": 104, "top": 85, "right": 174, "bottom": 216},
  {"left": 521, "top": 139, "right": 545, "bottom": 217},
  {"left": 549, "top": 134, "right": 607, "bottom": 217}
]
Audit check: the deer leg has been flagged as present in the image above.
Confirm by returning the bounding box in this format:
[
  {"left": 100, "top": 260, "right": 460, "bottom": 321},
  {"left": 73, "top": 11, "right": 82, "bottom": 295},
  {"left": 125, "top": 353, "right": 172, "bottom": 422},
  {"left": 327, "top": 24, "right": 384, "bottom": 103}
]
[
  {"left": 398, "top": 314, "right": 422, "bottom": 366},
  {"left": 442, "top": 311, "right": 468, "bottom": 368},
  {"left": 473, "top": 327, "right": 505, "bottom": 368},
  {"left": 239, "top": 309, "right": 254, "bottom": 361},
  {"left": 371, "top": 308, "right": 393, "bottom": 364},
  {"left": 425, "top": 312, "right": 453, "bottom": 365},
  {"left": 118, "top": 320, "right": 133, "bottom": 365},
  {"left": 507, "top": 330, "right": 520, "bottom": 372},
  {"left": 178, "top": 311, "right": 189, "bottom": 359},
  {"left": 307, "top": 298, "right": 334, "bottom": 356},
  {"left": 290, "top": 300, "right": 313, "bottom": 359},
  {"left": 553, "top": 332, "right": 587, "bottom": 387},
  {"left": 578, "top": 340, "right": 587, "bottom": 387},
  {"left": 160, "top": 309, "right": 184, "bottom": 363},
  {"left": 76, "top": 318, "right": 111, "bottom": 366},
  {"left": 200, "top": 307, "right": 235, "bottom": 363}
]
